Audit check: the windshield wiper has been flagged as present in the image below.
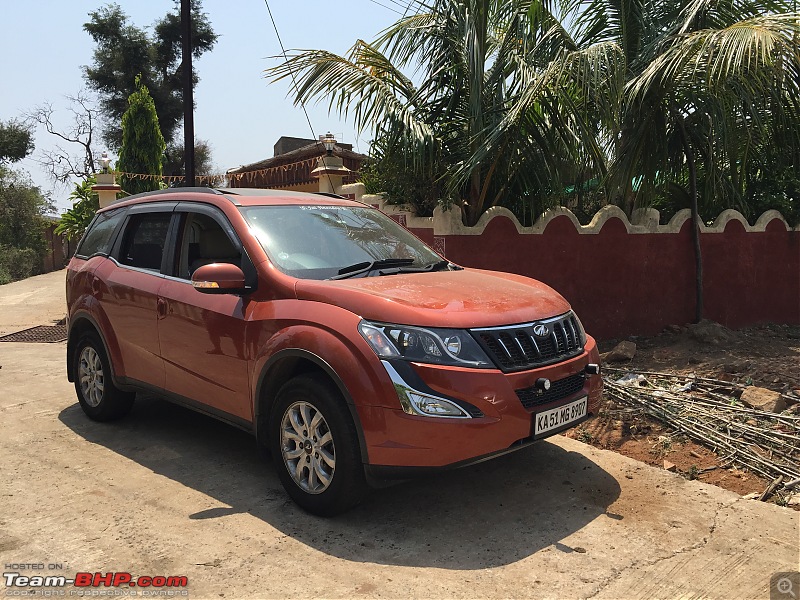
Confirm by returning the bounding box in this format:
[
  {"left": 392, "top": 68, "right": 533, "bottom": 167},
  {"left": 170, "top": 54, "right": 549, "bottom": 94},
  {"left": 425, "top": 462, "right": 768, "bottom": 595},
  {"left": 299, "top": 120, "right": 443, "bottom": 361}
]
[
  {"left": 330, "top": 258, "right": 415, "bottom": 280},
  {"left": 383, "top": 260, "right": 455, "bottom": 275}
]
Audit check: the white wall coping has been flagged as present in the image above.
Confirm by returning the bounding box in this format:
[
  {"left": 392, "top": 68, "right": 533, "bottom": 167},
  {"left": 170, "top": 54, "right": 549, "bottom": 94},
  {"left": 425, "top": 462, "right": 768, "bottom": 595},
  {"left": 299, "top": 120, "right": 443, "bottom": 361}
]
[{"left": 364, "top": 198, "right": 796, "bottom": 236}]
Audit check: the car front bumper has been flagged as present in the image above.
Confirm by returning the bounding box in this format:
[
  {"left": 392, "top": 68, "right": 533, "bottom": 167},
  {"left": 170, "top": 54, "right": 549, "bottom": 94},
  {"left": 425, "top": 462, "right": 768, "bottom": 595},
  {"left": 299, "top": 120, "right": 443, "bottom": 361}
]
[{"left": 356, "top": 336, "right": 602, "bottom": 470}]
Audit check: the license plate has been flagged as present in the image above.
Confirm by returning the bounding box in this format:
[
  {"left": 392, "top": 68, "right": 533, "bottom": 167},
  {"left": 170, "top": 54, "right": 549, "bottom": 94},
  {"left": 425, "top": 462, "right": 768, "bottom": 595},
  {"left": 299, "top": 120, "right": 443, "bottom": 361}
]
[{"left": 534, "top": 396, "right": 588, "bottom": 437}]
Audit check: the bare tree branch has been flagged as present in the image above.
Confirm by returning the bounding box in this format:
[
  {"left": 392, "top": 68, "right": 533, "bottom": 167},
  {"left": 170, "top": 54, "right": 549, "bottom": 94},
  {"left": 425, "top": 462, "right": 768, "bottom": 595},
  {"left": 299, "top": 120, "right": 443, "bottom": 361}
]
[{"left": 25, "top": 92, "right": 100, "bottom": 184}]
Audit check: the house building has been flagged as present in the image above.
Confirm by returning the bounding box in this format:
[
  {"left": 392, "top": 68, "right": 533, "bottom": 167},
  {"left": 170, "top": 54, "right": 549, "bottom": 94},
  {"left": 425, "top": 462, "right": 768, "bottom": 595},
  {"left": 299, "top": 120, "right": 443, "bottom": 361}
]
[{"left": 226, "top": 135, "right": 367, "bottom": 194}]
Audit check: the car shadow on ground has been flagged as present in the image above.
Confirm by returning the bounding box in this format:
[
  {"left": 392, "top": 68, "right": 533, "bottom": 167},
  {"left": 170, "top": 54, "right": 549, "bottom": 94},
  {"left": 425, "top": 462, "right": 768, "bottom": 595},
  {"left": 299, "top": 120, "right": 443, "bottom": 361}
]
[{"left": 59, "top": 394, "right": 621, "bottom": 570}]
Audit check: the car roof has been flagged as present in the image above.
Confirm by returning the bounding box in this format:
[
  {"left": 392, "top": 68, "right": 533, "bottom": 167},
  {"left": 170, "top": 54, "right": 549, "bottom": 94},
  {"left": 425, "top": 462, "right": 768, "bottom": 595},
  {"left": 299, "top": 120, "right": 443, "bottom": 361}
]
[{"left": 102, "top": 187, "right": 368, "bottom": 211}]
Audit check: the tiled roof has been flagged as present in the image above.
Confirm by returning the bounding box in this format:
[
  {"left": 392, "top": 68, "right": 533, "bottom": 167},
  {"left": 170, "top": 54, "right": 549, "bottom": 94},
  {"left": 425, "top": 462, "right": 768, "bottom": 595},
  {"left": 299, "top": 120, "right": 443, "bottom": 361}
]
[{"left": 228, "top": 142, "right": 367, "bottom": 174}]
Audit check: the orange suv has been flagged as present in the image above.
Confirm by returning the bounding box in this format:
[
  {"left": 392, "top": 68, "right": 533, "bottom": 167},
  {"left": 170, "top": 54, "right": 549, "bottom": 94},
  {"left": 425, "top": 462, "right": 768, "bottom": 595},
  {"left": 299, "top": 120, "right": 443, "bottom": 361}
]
[{"left": 66, "top": 188, "right": 602, "bottom": 515}]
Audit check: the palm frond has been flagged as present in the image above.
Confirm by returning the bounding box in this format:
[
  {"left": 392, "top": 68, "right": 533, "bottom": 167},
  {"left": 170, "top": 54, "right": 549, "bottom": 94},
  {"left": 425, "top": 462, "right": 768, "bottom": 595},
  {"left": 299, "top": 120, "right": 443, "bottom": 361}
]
[
  {"left": 266, "top": 41, "right": 435, "bottom": 150},
  {"left": 628, "top": 14, "right": 800, "bottom": 103}
]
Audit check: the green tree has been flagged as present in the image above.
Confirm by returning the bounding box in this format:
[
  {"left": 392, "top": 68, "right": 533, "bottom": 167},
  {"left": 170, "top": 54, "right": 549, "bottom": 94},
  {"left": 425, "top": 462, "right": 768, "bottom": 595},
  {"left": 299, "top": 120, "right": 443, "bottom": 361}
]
[
  {"left": 0, "top": 119, "right": 34, "bottom": 164},
  {"left": 84, "top": 1, "right": 217, "bottom": 150},
  {"left": 163, "top": 137, "right": 215, "bottom": 180},
  {"left": 269, "top": 0, "right": 621, "bottom": 226},
  {"left": 117, "top": 78, "right": 166, "bottom": 196},
  {"left": 358, "top": 135, "right": 449, "bottom": 217},
  {"left": 0, "top": 166, "right": 53, "bottom": 284},
  {"left": 55, "top": 178, "right": 100, "bottom": 241}
]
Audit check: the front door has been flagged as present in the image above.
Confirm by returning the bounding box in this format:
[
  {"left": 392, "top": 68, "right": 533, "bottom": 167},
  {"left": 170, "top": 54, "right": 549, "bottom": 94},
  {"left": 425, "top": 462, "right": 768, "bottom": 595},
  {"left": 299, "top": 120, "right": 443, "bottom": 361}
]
[{"left": 157, "top": 209, "right": 252, "bottom": 422}]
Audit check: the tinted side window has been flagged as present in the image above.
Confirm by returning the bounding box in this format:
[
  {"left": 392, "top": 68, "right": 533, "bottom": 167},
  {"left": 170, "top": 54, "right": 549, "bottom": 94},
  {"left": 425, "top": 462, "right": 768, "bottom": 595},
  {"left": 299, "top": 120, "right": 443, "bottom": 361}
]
[
  {"left": 173, "top": 212, "right": 241, "bottom": 280},
  {"left": 76, "top": 209, "right": 126, "bottom": 258},
  {"left": 118, "top": 213, "right": 172, "bottom": 271}
]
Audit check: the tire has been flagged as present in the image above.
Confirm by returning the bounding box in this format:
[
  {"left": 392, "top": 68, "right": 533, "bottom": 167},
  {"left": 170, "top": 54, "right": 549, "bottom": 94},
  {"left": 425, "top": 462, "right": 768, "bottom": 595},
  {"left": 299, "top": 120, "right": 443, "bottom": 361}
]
[
  {"left": 269, "top": 374, "right": 366, "bottom": 516},
  {"left": 73, "top": 331, "right": 135, "bottom": 421}
]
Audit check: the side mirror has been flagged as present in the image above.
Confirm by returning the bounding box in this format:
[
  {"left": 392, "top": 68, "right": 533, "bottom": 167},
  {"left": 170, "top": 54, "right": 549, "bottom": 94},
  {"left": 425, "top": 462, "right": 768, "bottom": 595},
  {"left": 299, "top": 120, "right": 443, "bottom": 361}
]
[{"left": 191, "top": 263, "right": 247, "bottom": 295}]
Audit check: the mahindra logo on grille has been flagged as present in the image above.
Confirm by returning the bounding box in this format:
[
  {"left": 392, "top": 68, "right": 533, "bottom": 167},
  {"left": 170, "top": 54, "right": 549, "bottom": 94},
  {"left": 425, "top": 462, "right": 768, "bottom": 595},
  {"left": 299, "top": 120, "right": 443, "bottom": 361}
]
[{"left": 532, "top": 323, "right": 550, "bottom": 337}]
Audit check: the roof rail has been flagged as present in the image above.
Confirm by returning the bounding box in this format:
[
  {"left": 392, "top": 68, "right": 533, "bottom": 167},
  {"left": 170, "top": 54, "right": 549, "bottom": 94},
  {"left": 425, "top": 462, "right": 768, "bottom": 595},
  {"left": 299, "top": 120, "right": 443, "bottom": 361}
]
[
  {"left": 111, "top": 187, "right": 224, "bottom": 204},
  {"left": 130, "top": 187, "right": 222, "bottom": 200}
]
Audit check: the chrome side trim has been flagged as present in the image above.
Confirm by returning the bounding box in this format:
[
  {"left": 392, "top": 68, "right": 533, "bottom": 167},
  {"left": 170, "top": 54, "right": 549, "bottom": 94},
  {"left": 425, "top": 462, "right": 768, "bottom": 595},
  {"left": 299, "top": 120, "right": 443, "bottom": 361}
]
[
  {"left": 107, "top": 256, "right": 166, "bottom": 279},
  {"left": 161, "top": 274, "right": 194, "bottom": 285}
]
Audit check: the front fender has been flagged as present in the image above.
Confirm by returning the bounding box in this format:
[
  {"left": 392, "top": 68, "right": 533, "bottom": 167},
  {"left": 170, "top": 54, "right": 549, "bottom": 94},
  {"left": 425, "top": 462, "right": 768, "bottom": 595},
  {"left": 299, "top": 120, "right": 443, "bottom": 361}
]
[
  {"left": 251, "top": 325, "right": 399, "bottom": 466},
  {"left": 251, "top": 323, "right": 396, "bottom": 417}
]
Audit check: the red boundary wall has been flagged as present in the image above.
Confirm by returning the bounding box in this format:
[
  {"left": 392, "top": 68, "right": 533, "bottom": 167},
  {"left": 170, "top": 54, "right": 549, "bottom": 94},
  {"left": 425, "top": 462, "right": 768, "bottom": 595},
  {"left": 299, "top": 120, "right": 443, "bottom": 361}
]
[{"left": 42, "top": 224, "right": 75, "bottom": 274}]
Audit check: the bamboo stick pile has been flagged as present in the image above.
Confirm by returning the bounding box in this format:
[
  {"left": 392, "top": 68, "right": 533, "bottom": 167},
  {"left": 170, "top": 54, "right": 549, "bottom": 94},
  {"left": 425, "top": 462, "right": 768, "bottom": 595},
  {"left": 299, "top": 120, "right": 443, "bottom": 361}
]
[{"left": 602, "top": 367, "right": 800, "bottom": 483}]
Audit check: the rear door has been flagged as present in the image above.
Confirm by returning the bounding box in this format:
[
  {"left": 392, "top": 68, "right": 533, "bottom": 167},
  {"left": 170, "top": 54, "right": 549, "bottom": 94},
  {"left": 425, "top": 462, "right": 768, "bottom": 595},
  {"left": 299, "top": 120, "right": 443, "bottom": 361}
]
[
  {"left": 157, "top": 204, "right": 253, "bottom": 423},
  {"left": 97, "top": 204, "right": 174, "bottom": 388}
]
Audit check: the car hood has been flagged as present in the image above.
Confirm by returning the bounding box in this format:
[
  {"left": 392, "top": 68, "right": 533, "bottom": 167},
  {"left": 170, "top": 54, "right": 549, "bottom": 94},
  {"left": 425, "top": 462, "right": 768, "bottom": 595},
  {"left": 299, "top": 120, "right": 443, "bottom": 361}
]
[{"left": 294, "top": 268, "right": 571, "bottom": 328}]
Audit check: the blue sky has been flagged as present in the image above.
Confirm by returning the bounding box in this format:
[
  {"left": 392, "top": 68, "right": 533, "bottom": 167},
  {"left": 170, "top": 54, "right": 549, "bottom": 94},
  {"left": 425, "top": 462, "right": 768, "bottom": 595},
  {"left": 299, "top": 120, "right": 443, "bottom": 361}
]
[{"left": 0, "top": 0, "right": 403, "bottom": 212}]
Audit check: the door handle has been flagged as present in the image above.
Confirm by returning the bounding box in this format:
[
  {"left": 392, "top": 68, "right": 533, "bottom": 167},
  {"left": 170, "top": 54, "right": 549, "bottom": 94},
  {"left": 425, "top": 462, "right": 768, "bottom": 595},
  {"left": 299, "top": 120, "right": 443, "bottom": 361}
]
[{"left": 156, "top": 297, "right": 168, "bottom": 319}]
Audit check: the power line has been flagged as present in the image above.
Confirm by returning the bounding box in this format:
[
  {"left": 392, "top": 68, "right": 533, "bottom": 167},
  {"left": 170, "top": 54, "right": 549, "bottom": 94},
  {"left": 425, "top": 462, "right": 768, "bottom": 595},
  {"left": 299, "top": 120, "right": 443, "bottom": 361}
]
[
  {"left": 381, "top": 0, "right": 413, "bottom": 12},
  {"left": 384, "top": 0, "right": 423, "bottom": 17},
  {"left": 374, "top": 0, "right": 422, "bottom": 19},
  {"left": 400, "top": 0, "right": 420, "bottom": 18},
  {"left": 262, "top": 0, "right": 337, "bottom": 193},
  {"left": 365, "top": 0, "right": 404, "bottom": 16}
]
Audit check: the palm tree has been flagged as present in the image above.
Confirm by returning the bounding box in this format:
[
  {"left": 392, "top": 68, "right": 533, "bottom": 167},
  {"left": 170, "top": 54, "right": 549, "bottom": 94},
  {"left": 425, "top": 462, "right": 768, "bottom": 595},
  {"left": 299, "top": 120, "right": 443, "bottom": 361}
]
[
  {"left": 55, "top": 178, "right": 100, "bottom": 240},
  {"left": 268, "top": 0, "right": 622, "bottom": 225}
]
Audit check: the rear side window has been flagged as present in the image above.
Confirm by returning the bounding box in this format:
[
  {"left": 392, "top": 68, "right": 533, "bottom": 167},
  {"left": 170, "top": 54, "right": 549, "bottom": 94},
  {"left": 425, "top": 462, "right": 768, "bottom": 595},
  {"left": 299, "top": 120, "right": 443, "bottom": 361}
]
[
  {"left": 76, "top": 209, "right": 125, "bottom": 258},
  {"left": 117, "top": 213, "right": 172, "bottom": 271}
]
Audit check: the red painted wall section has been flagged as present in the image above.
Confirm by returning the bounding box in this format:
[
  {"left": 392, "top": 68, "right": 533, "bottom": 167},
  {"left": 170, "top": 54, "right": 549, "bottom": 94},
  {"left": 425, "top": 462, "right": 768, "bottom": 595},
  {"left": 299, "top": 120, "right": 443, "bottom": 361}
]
[
  {"left": 407, "top": 212, "right": 799, "bottom": 340},
  {"left": 409, "top": 227, "right": 435, "bottom": 247},
  {"left": 702, "top": 218, "right": 800, "bottom": 331}
]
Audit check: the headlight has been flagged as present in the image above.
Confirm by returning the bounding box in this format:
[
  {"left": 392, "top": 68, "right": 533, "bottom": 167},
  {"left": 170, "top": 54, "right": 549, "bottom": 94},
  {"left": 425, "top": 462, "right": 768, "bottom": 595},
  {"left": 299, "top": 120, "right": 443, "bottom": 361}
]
[{"left": 359, "top": 321, "right": 493, "bottom": 368}]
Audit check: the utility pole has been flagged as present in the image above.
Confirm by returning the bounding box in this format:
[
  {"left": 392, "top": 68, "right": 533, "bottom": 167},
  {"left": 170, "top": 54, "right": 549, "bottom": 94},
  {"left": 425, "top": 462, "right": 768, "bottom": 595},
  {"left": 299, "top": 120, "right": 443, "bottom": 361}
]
[{"left": 181, "top": 0, "right": 195, "bottom": 187}]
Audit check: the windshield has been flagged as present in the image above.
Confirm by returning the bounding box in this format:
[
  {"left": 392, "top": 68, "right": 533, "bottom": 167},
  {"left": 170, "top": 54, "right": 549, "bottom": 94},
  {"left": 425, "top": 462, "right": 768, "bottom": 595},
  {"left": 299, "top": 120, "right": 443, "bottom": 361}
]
[{"left": 240, "top": 205, "right": 443, "bottom": 280}]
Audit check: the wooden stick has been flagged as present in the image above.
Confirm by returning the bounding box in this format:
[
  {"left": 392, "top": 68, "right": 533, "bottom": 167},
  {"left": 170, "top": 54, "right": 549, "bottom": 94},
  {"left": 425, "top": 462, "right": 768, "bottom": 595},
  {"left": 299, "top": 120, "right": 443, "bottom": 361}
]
[
  {"left": 604, "top": 382, "right": 800, "bottom": 480},
  {"left": 759, "top": 476, "right": 784, "bottom": 501},
  {"left": 784, "top": 477, "right": 800, "bottom": 490}
]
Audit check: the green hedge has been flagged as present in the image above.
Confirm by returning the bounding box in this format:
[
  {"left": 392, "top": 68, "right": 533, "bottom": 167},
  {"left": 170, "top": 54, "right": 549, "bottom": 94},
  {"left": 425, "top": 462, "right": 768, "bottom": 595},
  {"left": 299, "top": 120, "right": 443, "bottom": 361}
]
[{"left": 0, "top": 245, "right": 41, "bottom": 285}]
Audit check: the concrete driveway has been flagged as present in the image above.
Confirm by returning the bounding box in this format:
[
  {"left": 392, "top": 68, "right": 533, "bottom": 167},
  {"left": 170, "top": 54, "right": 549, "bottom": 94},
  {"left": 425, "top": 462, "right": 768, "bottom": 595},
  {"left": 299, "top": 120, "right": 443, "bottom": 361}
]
[{"left": 0, "top": 271, "right": 797, "bottom": 599}]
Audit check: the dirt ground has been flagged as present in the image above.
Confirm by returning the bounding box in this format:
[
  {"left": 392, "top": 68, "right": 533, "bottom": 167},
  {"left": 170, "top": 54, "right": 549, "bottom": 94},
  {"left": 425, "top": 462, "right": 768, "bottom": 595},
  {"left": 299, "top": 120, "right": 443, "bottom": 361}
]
[{"left": 564, "top": 323, "right": 800, "bottom": 500}]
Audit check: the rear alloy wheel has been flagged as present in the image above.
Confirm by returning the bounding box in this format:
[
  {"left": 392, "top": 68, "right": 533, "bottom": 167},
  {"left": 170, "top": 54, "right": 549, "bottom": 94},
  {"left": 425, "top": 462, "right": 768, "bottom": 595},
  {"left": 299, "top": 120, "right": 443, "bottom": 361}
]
[
  {"left": 270, "top": 375, "right": 366, "bottom": 516},
  {"left": 78, "top": 346, "right": 105, "bottom": 408},
  {"left": 73, "top": 332, "right": 135, "bottom": 421}
]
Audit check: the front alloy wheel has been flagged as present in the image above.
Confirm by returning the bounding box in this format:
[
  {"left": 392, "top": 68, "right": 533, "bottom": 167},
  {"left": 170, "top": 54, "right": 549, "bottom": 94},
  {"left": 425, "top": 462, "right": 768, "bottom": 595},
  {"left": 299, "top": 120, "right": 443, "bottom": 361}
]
[
  {"left": 269, "top": 374, "right": 366, "bottom": 516},
  {"left": 280, "top": 401, "right": 336, "bottom": 494}
]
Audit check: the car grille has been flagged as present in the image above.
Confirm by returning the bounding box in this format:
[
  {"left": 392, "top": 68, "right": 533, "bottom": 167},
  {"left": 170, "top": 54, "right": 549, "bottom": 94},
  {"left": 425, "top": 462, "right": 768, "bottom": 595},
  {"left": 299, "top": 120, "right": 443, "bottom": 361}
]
[
  {"left": 471, "top": 312, "right": 584, "bottom": 372},
  {"left": 515, "top": 372, "right": 586, "bottom": 410}
]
